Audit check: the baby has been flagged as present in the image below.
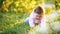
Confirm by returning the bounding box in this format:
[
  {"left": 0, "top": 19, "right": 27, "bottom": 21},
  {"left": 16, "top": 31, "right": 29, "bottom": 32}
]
[{"left": 25, "top": 6, "right": 46, "bottom": 28}]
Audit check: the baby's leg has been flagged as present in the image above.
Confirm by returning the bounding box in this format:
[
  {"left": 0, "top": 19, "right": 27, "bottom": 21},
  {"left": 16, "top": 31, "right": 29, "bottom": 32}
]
[{"left": 25, "top": 17, "right": 29, "bottom": 24}]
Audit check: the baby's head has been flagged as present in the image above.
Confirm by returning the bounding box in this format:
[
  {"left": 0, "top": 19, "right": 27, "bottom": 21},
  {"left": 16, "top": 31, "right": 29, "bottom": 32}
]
[
  {"left": 34, "top": 6, "right": 43, "bottom": 15},
  {"left": 34, "top": 6, "right": 44, "bottom": 20}
]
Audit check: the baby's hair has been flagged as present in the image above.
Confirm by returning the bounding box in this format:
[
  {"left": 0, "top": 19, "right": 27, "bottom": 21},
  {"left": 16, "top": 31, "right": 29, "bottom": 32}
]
[{"left": 34, "top": 6, "right": 43, "bottom": 14}]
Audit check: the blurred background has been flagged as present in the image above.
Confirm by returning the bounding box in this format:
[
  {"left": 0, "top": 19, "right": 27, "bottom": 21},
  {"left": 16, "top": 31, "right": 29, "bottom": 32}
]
[{"left": 0, "top": 0, "right": 60, "bottom": 34}]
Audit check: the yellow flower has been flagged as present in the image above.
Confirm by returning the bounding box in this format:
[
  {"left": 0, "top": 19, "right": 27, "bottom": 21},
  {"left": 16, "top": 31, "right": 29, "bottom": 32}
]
[
  {"left": 14, "top": 8, "right": 17, "bottom": 12},
  {"left": 15, "top": 1, "right": 19, "bottom": 7},
  {"left": 58, "top": 9, "right": 60, "bottom": 13}
]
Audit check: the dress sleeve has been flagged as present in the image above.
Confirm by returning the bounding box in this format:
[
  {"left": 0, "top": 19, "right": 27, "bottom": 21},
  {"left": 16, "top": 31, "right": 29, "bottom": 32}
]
[{"left": 29, "top": 12, "right": 35, "bottom": 28}]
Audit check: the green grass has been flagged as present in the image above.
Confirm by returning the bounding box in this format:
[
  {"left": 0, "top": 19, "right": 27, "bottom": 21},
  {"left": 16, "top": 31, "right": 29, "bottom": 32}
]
[
  {"left": 0, "top": 11, "right": 30, "bottom": 34},
  {"left": 3, "top": 23, "right": 30, "bottom": 34}
]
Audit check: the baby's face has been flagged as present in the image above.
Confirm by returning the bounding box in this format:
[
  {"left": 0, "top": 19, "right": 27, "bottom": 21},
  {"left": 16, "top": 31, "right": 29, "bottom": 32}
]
[{"left": 36, "top": 13, "right": 43, "bottom": 20}]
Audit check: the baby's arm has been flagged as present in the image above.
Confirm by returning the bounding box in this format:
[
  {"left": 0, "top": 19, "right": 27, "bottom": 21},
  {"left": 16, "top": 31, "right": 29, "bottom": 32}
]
[
  {"left": 29, "top": 12, "right": 35, "bottom": 28},
  {"left": 40, "top": 17, "right": 46, "bottom": 27},
  {"left": 29, "top": 17, "right": 35, "bottom": 28}
]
